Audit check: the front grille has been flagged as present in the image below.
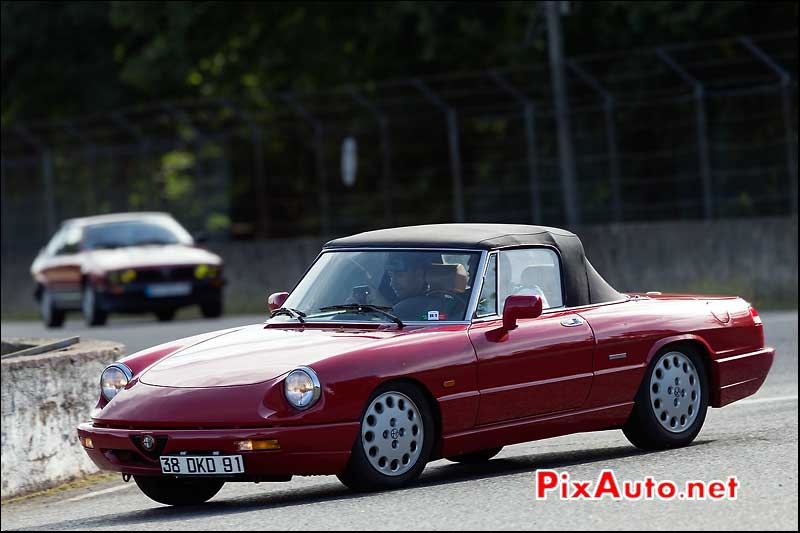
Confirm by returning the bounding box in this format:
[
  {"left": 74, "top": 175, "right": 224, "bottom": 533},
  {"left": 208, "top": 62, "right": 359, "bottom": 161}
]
[{"left": 135, "top": 267, "right": 195, "bottom": 282}]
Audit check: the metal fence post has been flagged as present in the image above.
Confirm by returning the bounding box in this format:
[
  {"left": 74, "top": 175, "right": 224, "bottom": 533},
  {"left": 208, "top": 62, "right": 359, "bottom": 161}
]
[
  {"left": 739, "top": 37, "right": 798, "bottom": 216},
  {"left": 657, "top": 48, "right": 713, "bottom": 221},
  {"left": 219, "top": 100, "right": 270, "bottom": 237},
  {"left": 412, "top": 79, "right": 465, "bottom": 222},
  {"left": 16, "top": 126, "right": 56, "bottom": 235},
  {"left": 62, "top": 121, "right": 97, "bottom": 214},
  {"left": 488, "top": 71, "right": 542, "bottom": 224},
  {"left": 282, "top": 93, "right": 332, "bottom": 237},
  {"left": 566, "top": 60, "right": 622, "bottom": 223},
  {"left": 111, "top": 112, "right": 151, "bottom": 208},
  {"left": 251, "top": 125, "right": 269, "bottom": 236},
  {"left": 545, "top": 1, "right": 581, "bottom": 227},
  {"left": 348, "top": 88, "right": 394, "bottom": 226}
]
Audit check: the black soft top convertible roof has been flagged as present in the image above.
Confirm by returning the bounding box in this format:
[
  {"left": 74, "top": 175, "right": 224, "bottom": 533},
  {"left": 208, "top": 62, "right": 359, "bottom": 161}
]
[{"left": 324, "top": 224, "right": 623, "bottom": 307}]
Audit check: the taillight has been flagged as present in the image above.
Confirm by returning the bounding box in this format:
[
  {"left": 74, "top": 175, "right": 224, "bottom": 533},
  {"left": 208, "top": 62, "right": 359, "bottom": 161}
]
[{"left": 749, "top": 306, "right": 762, "bottom": 325}]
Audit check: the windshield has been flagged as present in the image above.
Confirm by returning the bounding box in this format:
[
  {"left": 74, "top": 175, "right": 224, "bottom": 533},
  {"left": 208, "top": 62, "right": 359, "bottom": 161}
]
[
  {"left": 275, "top": 250, "right": 482, "bottom": 324},
  {"left": 83, "top": 218, "right": 193, "bottom": 250}
]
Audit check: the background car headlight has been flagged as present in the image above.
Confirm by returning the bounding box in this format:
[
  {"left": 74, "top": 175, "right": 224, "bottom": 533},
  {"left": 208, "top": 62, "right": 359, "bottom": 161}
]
[
  {"left": 194, "top": 264, "right": 220, "bottom": 279},
  {"left": 100, "top": 363, "right": 133, "bottom": 402},
  {"left": 284, "top": 367, "right": 321, "bottom": 410}
]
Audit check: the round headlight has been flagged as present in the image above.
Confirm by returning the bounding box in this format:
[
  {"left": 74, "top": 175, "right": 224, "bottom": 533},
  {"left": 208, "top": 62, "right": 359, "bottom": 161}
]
[
  {"left": 100, "top": 363, "right": 133, "bottom": 402},
  {"left": 120, "top": 269, "right": 137, "bottom": 283},
  {"left": 284, "top": 367, "right": 321, "bottom": 410}
]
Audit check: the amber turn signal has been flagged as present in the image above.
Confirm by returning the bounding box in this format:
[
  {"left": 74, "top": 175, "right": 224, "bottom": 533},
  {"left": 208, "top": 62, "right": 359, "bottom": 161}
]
[
  {"left": 234, "top": 439, "right": 280, "bottom": 451},
  {"left": 80, "top": 436, "right": 94, "bottom": 449}
]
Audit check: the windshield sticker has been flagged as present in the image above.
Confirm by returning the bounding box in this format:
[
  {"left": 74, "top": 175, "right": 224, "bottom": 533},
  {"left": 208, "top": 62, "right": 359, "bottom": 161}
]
[{"left": 422, "top": 311, "right": 446, "bottom": 321}]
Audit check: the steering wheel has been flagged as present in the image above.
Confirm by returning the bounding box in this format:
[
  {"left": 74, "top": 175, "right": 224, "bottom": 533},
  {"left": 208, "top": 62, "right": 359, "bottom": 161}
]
[{"left": 425, "top": 289, "right": 468, "bottom": 311}]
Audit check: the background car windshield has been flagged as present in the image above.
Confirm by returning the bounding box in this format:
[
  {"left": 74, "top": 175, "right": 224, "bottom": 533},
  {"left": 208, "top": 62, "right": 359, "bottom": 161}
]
[
  {"left": 83, "top": 219, "right": 193, "bottom": 250},
  {"left": 279, "top": 250, "right": 481, "bottom": 323}
]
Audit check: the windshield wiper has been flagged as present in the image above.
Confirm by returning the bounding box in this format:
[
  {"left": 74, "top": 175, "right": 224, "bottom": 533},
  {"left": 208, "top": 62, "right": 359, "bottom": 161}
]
[
  {"left": 135, "top": 240, "right": 174, "bottom": 246},
  {"left": 270, "top": 307, "right": 307, "bottom": 323},
  {"left": 319, "top": 304, "right": 404, "bottom": 328},
  {"left": 91, "top": 242, "right": 125, "bottom": 249}
]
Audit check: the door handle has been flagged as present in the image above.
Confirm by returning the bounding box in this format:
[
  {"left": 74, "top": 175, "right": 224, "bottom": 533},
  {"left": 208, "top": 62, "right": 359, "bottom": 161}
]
[{"left": 560, "top": 316, "right": 584, "bottom": 327}]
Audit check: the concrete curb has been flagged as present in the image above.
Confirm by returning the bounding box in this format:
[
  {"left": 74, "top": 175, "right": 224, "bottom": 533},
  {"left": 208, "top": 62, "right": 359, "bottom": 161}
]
[{"left": 1, "top": 338, "right": 125, "bottom": 499}]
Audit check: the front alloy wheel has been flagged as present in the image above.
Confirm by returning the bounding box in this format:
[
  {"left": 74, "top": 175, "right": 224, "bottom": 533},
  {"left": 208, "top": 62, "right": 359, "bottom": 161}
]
[
  {"left": 338, "top": 382, "right": 434, "bottom": 491},
  {"left": 82, "top": 284, "right": 108, "bottom": 326},
  {"left": 40, "top": 287, "right": 66, "bottom": 328}
]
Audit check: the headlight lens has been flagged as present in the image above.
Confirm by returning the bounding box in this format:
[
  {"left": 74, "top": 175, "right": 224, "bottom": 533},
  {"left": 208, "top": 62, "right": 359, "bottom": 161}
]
[
  {"left": 194, "top": 264, "right": 220, "bottom": 279},
  {"left": 120, "top": 269, "right": 137, "bottom": 283},
  {"left": 284, "top": 367, "right": 321, "bottom": 410},
  {"left": 100, "top": 363, "right": 132, "bottom": 402}
]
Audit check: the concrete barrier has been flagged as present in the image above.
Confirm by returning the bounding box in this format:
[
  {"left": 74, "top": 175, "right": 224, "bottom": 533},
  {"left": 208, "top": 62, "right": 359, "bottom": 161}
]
[{"left": 1, "top": 338, "right": 124, "bottom": 499}]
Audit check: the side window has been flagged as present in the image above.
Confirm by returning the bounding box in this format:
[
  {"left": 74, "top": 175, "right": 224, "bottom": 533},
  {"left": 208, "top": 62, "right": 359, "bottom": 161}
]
[
  {"left": 56, "top": 225, "right": 82, "bottom": 255},
  {"left": 474, "top": 254, "right": 497, "bottom": 318},
  {"left": 498, "top": 248, "right": 563, "bottom": 313}
]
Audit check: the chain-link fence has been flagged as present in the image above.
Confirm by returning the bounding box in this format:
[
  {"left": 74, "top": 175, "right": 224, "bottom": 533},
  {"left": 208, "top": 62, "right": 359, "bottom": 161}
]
[{"left": 1, "top": 32, "right": 796, "bottom": 254}]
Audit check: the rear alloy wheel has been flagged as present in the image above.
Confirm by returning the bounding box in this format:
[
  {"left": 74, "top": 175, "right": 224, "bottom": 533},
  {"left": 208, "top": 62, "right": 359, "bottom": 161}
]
[
  {"left": 623, "top": 346, "right": 709, "bottom": 450},
  {"left": 200, "top": 298, "right": 223, "bottom": 318},
  {"left": 446, "top": 447, "right": 503, "bottom": 464},
  {"left": 40, "top": 287, "right": 66, "bottom": 328},
  {"left": 82, "top": 283, "right": 108, "bottom": 327},
  {"left": 155, "top": 309, "right": 176, "bottom": 322},
  {"left": 338, "top": 382, "right": 435, "bottom": 492},
  {"left": 133, "top": 476, "right": 224, "bottom": 506}
]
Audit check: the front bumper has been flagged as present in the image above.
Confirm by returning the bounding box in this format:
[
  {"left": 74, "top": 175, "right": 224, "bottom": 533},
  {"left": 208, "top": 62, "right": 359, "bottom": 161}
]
[
  {"left": 97, "top": 282, "right": 222, "bottom": 312},
  {"left": 77, "top": 421, "right": 359, "bottom": 478}
]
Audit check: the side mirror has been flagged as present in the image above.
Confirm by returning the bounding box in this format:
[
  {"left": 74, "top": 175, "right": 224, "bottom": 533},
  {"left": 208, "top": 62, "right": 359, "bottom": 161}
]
[
  {"left": 502, "top": 295, "right": 543, "bottom": 330},
  {"left": 268, "top": 291, "right": 289, "bottom": 313}
]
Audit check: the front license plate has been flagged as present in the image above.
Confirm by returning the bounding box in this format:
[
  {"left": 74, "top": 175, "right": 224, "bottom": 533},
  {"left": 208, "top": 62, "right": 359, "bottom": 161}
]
[
  {"left": 146, "top": 282, "right": 192, "bottom": 298},
  {"left": 160, "top": 455, "right": 245, "bottom": 475}
]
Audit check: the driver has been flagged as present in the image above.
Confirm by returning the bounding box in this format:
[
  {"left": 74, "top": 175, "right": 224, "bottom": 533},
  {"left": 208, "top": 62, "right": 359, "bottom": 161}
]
[{"left": 385, "top": 255, "right": 435, "bottom": 319}]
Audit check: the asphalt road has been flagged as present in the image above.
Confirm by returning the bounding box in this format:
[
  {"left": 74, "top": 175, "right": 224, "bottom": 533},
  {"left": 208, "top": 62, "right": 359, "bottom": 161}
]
[{"left": 1, "top": 311, "right": 797, "bottom": 530}]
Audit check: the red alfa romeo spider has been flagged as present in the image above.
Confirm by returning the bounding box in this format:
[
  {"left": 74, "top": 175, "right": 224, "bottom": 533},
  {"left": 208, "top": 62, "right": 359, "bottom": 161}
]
[{"left": 77, "top": 224, "right": 774, "bottom": 506}]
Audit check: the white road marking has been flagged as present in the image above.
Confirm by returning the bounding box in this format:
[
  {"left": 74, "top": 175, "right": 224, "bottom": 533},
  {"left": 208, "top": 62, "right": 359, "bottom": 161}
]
[
  {"left": 66, "top": 483, "right": 132, "bottom": 502},
  {"left": 737, "top": 394, "right": 798, "bottom": 405}
]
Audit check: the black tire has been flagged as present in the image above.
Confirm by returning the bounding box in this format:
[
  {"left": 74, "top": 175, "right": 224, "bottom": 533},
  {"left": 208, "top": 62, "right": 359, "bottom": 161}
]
[
  {"left": 155, "top": 308, "right": 176, "bottom": 322},
  {"left": 133, "top": 475, "right": 224, "bottom": 506},
  {"left": 337, "top": 381, "right": 436, "bottom": 492},
  {"left": 622, "top": 344, "right": 709, "bottom": 451},
  {"left": 446, "top": 446, "right": 503, "bottom": 464},
  {"left": 40, "top": 287, "right": 66, "bottom": 328},
  {"left": 82, "top": 283, "right": 108, "bottom": 327},
  {"left": 200, "top": 298, "right": 223, "bottom": 318}
]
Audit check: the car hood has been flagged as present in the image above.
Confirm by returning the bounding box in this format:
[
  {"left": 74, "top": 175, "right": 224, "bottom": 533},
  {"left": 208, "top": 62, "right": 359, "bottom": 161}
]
[
  {"left": 85, "top": 244, "right": 221, "bottom": 272},
  {"left": 139, "top": 324, "right": 409, "bottom": 388}
]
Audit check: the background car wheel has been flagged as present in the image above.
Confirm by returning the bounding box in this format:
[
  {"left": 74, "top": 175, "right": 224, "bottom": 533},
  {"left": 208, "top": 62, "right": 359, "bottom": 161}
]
[
  {"left": 82, "top": 284, "right": 108, "bottom": 327},
  {"left": 446, "top": 446, "right": 503, "bottom": 464},
  {"left": 623, "top": 345, "right": 709, "bottom": 450},
  {"left": 200, "top": 298, "right": 223, "bottom": 318},
  {"left": 155, "top": 309, "right": 176, "bottom": 322},
  {"left": 133, "top": 476, "right": 224, "bottom": 506},
  {"left": 39, "top": 287, "right": 65, "bottom": 328},
  {"left": 337, "top": 381, "right": 435, "bottom": 492}
]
